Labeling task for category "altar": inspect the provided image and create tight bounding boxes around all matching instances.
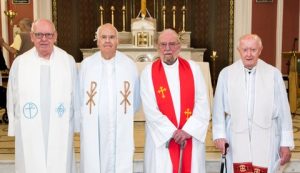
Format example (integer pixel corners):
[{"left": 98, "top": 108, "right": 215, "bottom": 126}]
[
  {"left": 79, "top": 2, "right": 214, "bottom": 170},
  {"left": 81, "top": 46, "right": 206, "bottom": 62}
]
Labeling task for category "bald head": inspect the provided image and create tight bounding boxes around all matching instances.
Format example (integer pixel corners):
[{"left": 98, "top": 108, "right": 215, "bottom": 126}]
[
  {"left": 158, "top": 29, "right": 180, "bottom": 45},
  {"left": 30, "top": 19, "right": 57, "bottom": 59},
  {"left": 238, "top": 34, "right": 262, "bottom": 50},
  {"left": 237, "top": 34, "right": 263, "bottom": 69},
  {"left": 95, "top": 23, "right": 118, "bottom": 41},
  {"left": 31, "top": 19, "right": 56, "bottom": 33},
  {"left": 157, "top": 28, "right": 181, "bottom": 65},
  {"left": 96, "top": 23, "right": 119, "bottom": 59}
]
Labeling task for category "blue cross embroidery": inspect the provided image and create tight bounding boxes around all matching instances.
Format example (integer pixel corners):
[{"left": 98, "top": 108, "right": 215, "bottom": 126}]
[
  {"left": 56, "top": 104, "right": 65, "bottom": 117},
  {"left": 23, "top": 102, "right": 38, "bottom": 119}
]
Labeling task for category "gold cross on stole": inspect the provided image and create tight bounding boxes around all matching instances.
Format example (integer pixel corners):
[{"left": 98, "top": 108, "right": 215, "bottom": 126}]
[
  {"left": 158, "top": 86, "right": 167, "bottom": 98},
  {"left": 86, "top": 81, "right": 97, "bottom": 114},
  {"left": 184, "top": 108, "right": 192, "bottom": 120},
  {"left": 120, "top": 81, "right": 131, "bottom": 114}
]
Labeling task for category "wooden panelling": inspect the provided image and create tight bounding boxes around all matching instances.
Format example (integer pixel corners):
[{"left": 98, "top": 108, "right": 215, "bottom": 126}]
[{"left": 54, "top": 0, "right": 232, "bottom": 78}]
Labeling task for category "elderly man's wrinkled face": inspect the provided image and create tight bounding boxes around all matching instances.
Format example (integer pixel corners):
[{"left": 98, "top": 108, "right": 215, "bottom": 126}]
[
  {"left": 158, "top": 31, "right": 180, "bottom": 65},
  {"left": 238, "top": 37, "right": 262, "bottom": 69},
  {"left": 97, "top": 24, "right": 118, "bottom": 60},
  {"left": 31, "top": 20, "right": 57, "bottom": 58}
]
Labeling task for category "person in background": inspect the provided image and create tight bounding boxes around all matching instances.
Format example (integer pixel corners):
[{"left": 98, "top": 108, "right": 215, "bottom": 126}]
[
  {"left": 212, "top": 34, "right": 294, "bottom": 173},
  {"left": 7, "top": 19, "right": 78, "bottom": 173},
  {"left": 0, "top": 18, "right": 34, "bottom": 58},
  {"left": 140, "top": 28, "right": 210, "bottom": 173},
  {"left": 79, "top": 23, "right": 140, "bottom": 173}
]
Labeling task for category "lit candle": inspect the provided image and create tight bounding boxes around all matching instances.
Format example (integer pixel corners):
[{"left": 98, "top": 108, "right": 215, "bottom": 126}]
[{"left": 212, "top": 51, "right": 217, "bottom": 57}]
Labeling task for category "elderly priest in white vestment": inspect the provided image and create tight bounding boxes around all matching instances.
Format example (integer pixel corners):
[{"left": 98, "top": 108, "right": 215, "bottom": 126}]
[
  {"left": 7, "top": 19, "right": 78, "bottom": 173},
  {"left": 140, "top": 29, "right": 210, "bottom": 173},
  {"left": 212, "top": 34, "right": 295, "bottom": 173},
  {"left": 79, "top": 23, "right": 140, "bottom": 173}
]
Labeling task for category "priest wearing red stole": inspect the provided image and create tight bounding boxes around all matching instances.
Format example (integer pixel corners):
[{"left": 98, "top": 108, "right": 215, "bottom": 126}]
[
  {"left": 140, "top": 29, "right": 210, "bottom": 173},
  {"left": 212, "top": 34, "right": 294, "bottom": 173}
]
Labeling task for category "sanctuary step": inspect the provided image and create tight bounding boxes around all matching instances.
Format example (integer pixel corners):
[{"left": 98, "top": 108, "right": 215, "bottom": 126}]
[
  {"left": 1, "top": 112, "right": 299, "bottom": 173},
  {"left": 0, "top": 155, "right": 300, "bottom": 173}
]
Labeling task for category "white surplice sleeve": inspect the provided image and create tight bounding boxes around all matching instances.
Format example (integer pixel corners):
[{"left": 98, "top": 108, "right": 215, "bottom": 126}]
[
  {"left": 140, "top": 64, "right": 177, "bottom": 147},
  {"left": 274, "top": 69, "right": 294, "bottom": 148},
  {"left": 182, "top": 61, "right": 210, "bottom": 142},
  {"left": 212, "top": 68, "right": 228, "bottom": 140}
]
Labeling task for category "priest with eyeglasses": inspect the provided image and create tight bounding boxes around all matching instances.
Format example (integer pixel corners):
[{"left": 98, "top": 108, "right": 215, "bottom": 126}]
[
  {"left": 140, "top": 28, "right": 210, "bottom": 173},
  {"left": 7, "top": 19, "right": 78, "bottom": 173}
]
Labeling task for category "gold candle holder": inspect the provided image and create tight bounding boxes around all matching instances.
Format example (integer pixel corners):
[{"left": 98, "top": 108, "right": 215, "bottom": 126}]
[
  {"left": 181, "top": 6, "right": 186, "bottom": 32},
  {"left": 122, "top": 5, "right": 126, "bottom": 31},
  {"left": 162, "top": 5, "right": 166, "bottom": 30},
  {"left": 111, "top": 6, "right": 115, "bottom": 26},
  {"left": 210, "top": 50, "right": 218, "bottom": 89},
  {"left": 4, "top": 10, "right": 17, "bottom": 26},
  {"left": 172, "top": 6, "right": 176, "bottom": 29},
  {"left": 99, "top": 6, "right": 104, "bottom": 26}
]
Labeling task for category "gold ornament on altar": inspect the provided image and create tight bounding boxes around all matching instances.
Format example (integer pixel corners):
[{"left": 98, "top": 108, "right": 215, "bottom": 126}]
[
  {"left": 131, "top": 0, "right": 156, "bottom": 48},
  {"left": 141, "top": 0, "right": 146, "bottom": 18},
  {"left": 4, "top": 10, "right": 17, "bottom": 25}
]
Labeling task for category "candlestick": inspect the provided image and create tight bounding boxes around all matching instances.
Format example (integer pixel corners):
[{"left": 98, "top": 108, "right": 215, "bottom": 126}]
[
  {"left": 4, "top": 10, "right": 17, "bottom": 26},
  {"left": 181, "top": 6, "right": 186, "bottom": 32},
  {"left": 172, "top": 6, "right": 176, "bottom": 29},
  {"left": 99, "top": 6, "right": 104, "bottom": 26},
  {"left": 111, "top": 6, "right": 115, "bottom": 26},
  {"left": 122, "top": 5, "right": 126, "bottom": 31},
  {"left": 162, "top": 5, "right": 166, "bottom": 30},
  {"left": 210, "top": 50, "right": 218, "bottom": 89}
]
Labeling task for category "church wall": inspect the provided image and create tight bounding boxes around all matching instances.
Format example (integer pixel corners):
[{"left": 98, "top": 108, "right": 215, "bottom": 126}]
[
  {"left": 252, "top": 0, "right": 300, "bottom": 74},
  {"left": 3, "top": 1, "right": 300, "bottom": 77},
  {"left": 54, "top": 0, "right": 232, "bottom": 88},
  {"left": 7, "top": 1, "right": 34, "bottom": 46},
  {"left": 0, "top": 3, "right": 2, "bottom": 42},
  {"left": 281, "top": 0, "right": 299, "bottom": 74},
  {"left": 252, "top": 0, "right": 277, "bottom": 66},
  {"left": 5, "top": 1, "right": 33, "bottom": 66}
]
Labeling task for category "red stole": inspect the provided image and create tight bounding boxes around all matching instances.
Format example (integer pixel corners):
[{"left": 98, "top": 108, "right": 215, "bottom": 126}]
[{"left": 152, "top": 58, "right": 195, "bottom": 173}]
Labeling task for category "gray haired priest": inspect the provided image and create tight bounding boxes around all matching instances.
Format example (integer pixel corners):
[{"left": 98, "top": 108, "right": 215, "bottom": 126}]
[
  {"left": 7, "top": 19, "right": 78, "bottom": 173},
  {"left": 79, "top": 23, "right": 140, "bottom": 173},
  {"left": 212, "top": 34, "right": 294, "bottom": 173}
]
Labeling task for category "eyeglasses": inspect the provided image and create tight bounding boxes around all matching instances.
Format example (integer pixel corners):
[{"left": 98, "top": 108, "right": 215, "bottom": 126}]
[
  {"left": 159, "top": 42, "right": 179, "bottom": 49},
  {"left": 33, "top": 32, "right": 55, "bottom": 39}
]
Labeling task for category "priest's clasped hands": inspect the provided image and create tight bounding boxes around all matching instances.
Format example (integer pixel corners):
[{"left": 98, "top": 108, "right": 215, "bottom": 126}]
[{"left": 172, "top": 129, "right": 191, "bottom": 147}]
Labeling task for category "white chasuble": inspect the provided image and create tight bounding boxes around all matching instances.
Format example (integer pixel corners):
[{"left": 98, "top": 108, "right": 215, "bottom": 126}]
[
  {"left": 228, "top": 59, "right": 274, "bottom": 168},
  {"left": 80, "top": 51, "right": 139, "bottom": 173},
  {"left": 17, "top": 47, "right": 72, "bottom": 173}
]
